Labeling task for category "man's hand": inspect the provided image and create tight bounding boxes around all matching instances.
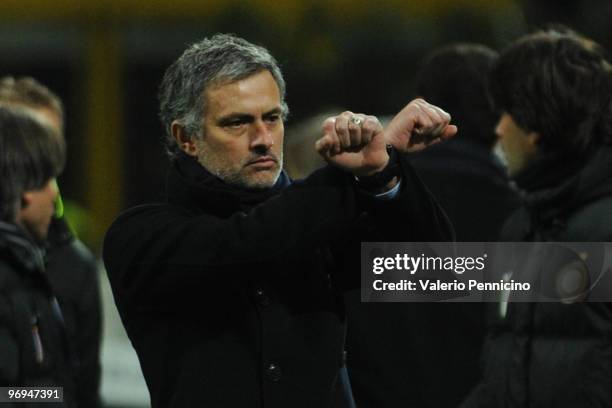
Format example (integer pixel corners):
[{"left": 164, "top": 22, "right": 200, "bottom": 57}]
[
  {"left": 315, "top": 111, "right": 389, "bottom": 177},
  {"left": 384, "top": 98, "right": 457, "bottom": 153}
]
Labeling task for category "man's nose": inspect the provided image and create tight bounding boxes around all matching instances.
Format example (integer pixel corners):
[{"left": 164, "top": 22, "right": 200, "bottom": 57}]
[
  {"left": 494, "top": 120, "right": 503, "bottom": 139},
  {"left": 250, "top": 120, "right": 274, "bottom": 150}
]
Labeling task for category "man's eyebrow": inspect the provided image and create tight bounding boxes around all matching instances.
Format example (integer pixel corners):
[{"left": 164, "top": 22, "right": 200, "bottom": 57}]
[
  {"left": 216, "top": 113, "right": 254, "bottom": 125},
  {"left": 263, "top": 107, "right": 282, "bottom": 116},
  {"left": 216, "top": 107, "right": 283, "bottom": 125}
]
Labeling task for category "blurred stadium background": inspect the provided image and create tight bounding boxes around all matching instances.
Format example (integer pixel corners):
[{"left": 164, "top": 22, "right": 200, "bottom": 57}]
[{"left": 1, "top": 0, "right": 610, "bottom": 406}]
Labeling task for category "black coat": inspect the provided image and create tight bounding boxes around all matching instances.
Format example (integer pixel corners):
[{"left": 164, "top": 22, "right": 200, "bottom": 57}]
[
  {"left": 45, "top": 217, "right": 102, "bottom": 408},
  {"left": 344, "top": 140, "right": 520, "bottom": 408},
  {"left": 0, "top": 222, "right": 76, "bottom": 408},
  {"left": 410, "top": 139, "right": 520, "bottom": 242},
  {"left": 462, "top": 146, "right": 612, "bottom": 408},
  {"left": 103, "top": 152, "right": 452, "bottom": 408}
]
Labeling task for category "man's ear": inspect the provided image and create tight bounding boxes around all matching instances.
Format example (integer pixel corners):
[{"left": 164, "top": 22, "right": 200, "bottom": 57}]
[
  {"left": 21, "top": 191, "right": 33, "bottom": 209},
  {"left": 171, "top": 120, "right": 198, "bottom": 157},
  {"left": 15, "top": 191, "right": 33, "bottom": 226},
  {"left": 526, "top": 131, "right": 541, "bottom": 150}
]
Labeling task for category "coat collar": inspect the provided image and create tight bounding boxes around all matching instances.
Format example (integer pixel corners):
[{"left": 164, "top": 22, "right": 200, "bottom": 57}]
[
  {"left": 514, "top": 145, "right": 612, "bottom": 222},
  {"left": 165, "top": 152, "right": 291, "bottom": 217},
  {"left": 0, "top": 221, "right": 46, "bottom": 275}
]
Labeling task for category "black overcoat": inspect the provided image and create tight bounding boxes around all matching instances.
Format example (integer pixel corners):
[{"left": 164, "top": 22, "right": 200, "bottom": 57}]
[
  {"left": 103, "top": 153, "right": 453, "bottom": 408},
  {"left": 46, "top": 217, "right": 102, "bottom": 408},
  {"left": 344, "top": 139, "right": 521, "bottom": 408}
]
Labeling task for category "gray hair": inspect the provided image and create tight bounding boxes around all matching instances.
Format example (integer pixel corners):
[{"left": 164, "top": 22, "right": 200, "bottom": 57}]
[{"left": 158, "top": 33, "right": 288, "bottom": 160}]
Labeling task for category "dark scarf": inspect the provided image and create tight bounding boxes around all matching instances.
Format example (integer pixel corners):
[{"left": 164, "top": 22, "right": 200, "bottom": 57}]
[
  {"left": 0, "top": 221, "right": 46, "bottom": 274},
  {"left": 513, "top": 145, "right": 612, "bottom": 221},
  {"left": 167, "top": 152, "right": 291, "bottom": 215}
]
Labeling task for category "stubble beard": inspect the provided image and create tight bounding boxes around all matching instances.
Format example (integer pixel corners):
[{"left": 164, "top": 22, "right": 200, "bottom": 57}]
[{"left": 195, "top": 144, "right": 283, "bottom": 190}]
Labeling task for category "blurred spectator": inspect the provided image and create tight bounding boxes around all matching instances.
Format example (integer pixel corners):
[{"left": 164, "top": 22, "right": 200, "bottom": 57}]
[
  {"left": 411, "top": 43, "right": 520, "bottom": 241},
  {"left": 0, "top": 106, "right": 76, "bottom": 406},
  {"left": 0, "top": 77, "right": 102, "bottom": 408},
  {"left": 462, "top": 27, "right": 612, "bottom": 407},
  {"left": 344, "top": 44, "right": 520, "bottom": 408},
  {"left": 284, "top": 109, "right": 341, "bottom": 179}
]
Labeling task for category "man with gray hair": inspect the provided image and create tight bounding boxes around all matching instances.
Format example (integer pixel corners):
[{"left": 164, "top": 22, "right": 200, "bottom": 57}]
[{"left": 104, "top": 33, "right": 456, "bottom": 407}]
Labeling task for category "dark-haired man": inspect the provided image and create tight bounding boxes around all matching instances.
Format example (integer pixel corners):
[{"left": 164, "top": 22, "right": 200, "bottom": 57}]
[
  {"left": 0, "top": 76, "right": 102, "bottom": 408},
  {"left": 462, "top": 28, "right": 612, "bottom": 408},
  {"left": 0, "top": 106, "right": 76, "bottom": 406},
  {"left": 103, "top": 33, "right": 456, "bottom": 407}
]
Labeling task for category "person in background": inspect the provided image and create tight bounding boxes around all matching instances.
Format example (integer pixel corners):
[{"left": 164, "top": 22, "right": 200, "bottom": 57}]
[
  {"left": 462, "top": 27, "right": 612, "bottom": 408},
  {"left": 411, "top": 43, "right": 520, "bottom": 241},
  {"left": 343, "top": 44, "right": 520, "bottom": 408},
  {"left": 0, "top": 105, "right": 76, "bottom": 406},
  {"left": 284, "top": 109, "right": 342, "bottom": 179},
  {"left": 0, "top": 76, "right": 102, "bottom": 408}
]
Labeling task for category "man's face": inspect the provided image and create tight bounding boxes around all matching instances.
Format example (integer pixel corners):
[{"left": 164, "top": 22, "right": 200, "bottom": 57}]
[
  {"left": 194, "top": 70, "right": 284, "bottom": 189},
  {"left": 495, "top": 112, "right": 539, "bottom": 176},
  {"left": 17, "top": 178, "right": 58, "bottom": 241}
]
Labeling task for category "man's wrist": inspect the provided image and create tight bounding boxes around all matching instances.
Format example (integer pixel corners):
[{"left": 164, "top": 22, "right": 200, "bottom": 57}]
[
  {"left": 358, "top": 151, "right": 390, "bottom": 177},
  {"left": 355, "top": 146, "right": 401, "bottom": 193}
]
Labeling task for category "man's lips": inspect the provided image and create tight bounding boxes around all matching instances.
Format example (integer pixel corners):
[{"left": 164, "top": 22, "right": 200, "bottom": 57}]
[{"left": 247, "top": 156, "right": 277, "bottom": 165}]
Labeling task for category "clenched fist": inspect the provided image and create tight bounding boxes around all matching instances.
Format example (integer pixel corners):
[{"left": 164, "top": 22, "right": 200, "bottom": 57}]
[
  {"left": 384, "top": 98, "right": 457, "bottom": 152},
  {"left": 315, "top": 111, "right": 389, "bottom": 177}
]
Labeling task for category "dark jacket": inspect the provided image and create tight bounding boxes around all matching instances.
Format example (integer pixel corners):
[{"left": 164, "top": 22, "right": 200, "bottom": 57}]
[
  {"left": 0, "top": 221, "right": 76, "bottom": 408},
  {"left": 45, "top": 217, "right": 102, "bottom": 408},
  {"left": 103, "top": 152, "right": 452, "bottom": 408},
  {"left": 344, "top": 140, "right": 520, "bottom": 408},
  {"left": 462, "top": 146, "right": 612, "bottom": 408},
  {"left": 410, "top": 139, "right": 520, "bottom": 241}
]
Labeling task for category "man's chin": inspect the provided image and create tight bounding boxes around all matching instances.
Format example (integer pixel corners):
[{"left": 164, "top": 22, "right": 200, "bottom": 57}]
[
  {"left": 239, "top": 168, "right": 281, "bottom": 190},
  {"left": 24, "top": 224, "right": 49, "bottom": 244},
  {"left": 243, "top": 178, "right": 279, "bottom": 190}
]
